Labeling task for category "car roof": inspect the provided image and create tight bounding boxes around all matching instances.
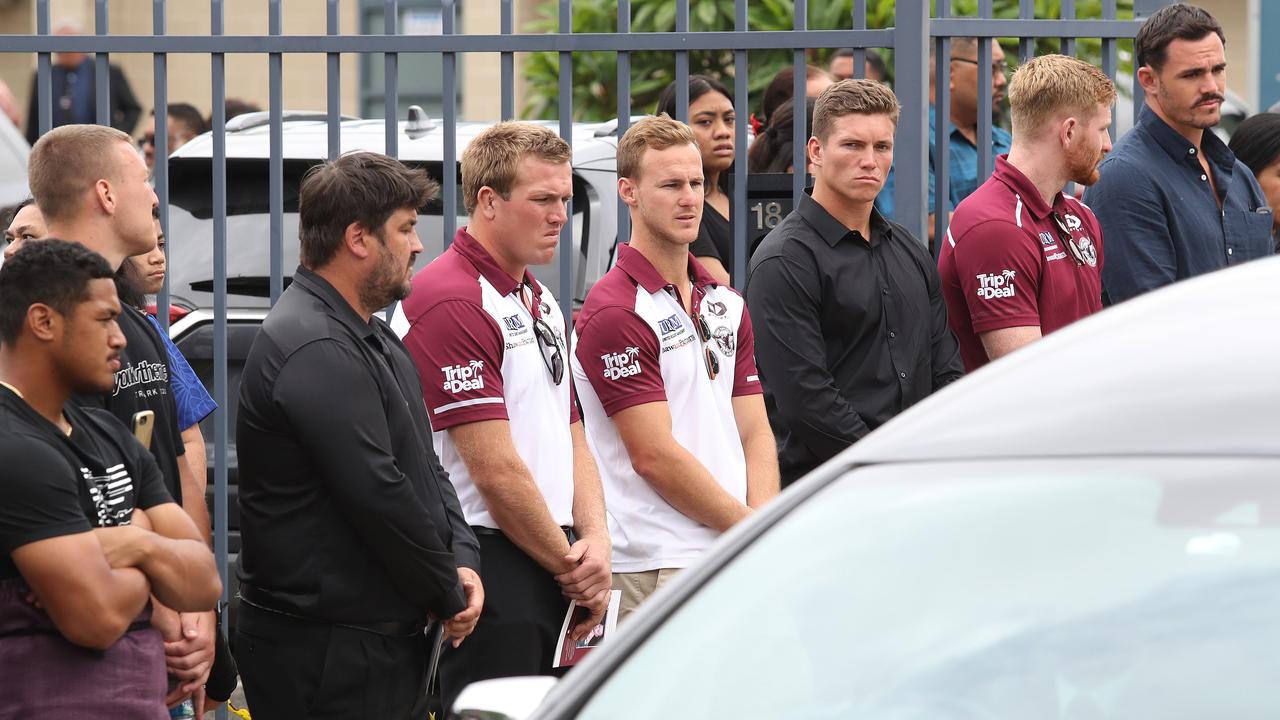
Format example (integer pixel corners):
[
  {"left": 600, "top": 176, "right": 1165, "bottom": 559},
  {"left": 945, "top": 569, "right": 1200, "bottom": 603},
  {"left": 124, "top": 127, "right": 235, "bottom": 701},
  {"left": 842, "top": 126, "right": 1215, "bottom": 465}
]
[
  {"left": 171, "top": 115, "right": 619, "bottom": 167},
  {"left": 847, "top": 256, "right": 1280, "bottom": 464}
]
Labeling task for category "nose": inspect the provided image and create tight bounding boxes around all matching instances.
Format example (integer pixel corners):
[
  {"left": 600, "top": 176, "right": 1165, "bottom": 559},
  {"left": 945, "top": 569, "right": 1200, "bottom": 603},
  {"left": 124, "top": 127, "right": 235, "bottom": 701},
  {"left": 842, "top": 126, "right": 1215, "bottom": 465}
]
[
  {"left": 409, "top": 227, "right": 424, "bottom": 254},
  {"left": 714, "top": 118, "right": 732, "bottom": 140},
  {"left": 550, "top": 199, "right": 569, "bottom": 226},
  {"left": 108, "top": 321, "right": 127, "bottom": 350},
  {"left": 3, "top": 239, "right": 19, "bottom": 260}
]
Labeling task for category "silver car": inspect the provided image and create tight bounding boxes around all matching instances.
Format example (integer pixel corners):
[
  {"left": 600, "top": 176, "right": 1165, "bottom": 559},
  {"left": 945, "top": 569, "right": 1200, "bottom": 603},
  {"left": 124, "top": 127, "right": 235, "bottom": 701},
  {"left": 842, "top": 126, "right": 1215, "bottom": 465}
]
[{"left": 458, "top": 256, "right": 1280, "bottom": 719}]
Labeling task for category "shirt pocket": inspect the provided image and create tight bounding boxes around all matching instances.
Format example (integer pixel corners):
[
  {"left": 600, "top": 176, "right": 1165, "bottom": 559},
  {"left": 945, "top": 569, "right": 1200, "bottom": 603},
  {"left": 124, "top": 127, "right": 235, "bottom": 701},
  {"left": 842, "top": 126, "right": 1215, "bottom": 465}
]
[{"left": 1228, "top": 209, "right": 1275, "bottom": 263}]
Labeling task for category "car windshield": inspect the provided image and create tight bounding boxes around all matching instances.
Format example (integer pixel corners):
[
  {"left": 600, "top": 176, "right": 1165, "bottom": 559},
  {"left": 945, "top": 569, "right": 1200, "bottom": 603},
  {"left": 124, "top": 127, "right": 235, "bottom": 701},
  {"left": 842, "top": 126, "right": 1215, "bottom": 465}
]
[{"left": 576, "top": 458, "right": 1280, "bottom": 719}]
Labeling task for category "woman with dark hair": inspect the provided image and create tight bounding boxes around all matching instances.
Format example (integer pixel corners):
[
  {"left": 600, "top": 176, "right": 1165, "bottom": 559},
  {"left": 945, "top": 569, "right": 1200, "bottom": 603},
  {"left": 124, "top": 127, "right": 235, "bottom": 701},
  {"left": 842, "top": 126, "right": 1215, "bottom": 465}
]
[
  {"left": 747, "top": 97, "right": 817, "bottom": 174},
  {"left": 1229, "top": 112, "right": 1280, "bottom": 251},
  {"left": 656, "top": 74, "right": 736, "bottom": 284}
]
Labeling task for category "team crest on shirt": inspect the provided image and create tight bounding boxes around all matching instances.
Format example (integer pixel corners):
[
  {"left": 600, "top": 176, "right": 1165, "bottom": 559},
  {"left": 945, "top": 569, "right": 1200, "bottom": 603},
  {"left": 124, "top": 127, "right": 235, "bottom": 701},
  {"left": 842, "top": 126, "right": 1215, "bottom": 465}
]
[
  {"left": 1061, "top": 213, "right": 1083, "bottom": 231},
  {"left": 975, "top": 270, "right": 1016, "bottom": 300},
  {"left": 711, "top": 326, "right": 736, "bottom": 357},
  {"left": 442, "top": 360, "right": 485, "bottom": 393},
  {"left": 1078, "top": 237, "right": 1098, "bottom": 267},
  {"left": 705, "top": 301, "right": 727, "bottom": 317},
  {"left": 540, "top": 301, "right": 552, "bottom": 316},
  {"left": 601, "top": 347, "right": 642, "bottom": 380}
]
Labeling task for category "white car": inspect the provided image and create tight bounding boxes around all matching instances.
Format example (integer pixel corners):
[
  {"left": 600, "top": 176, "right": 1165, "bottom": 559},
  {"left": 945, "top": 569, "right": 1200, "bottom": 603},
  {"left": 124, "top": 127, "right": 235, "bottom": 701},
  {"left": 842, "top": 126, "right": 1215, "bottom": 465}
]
[{"left": 164, "top": 110, "right": 621, "bottom": 317}]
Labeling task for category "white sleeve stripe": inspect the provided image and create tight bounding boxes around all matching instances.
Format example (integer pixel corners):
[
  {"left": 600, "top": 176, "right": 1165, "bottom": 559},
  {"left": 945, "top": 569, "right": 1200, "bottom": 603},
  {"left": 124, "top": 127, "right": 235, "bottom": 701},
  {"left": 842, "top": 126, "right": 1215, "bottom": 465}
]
[
  {"left": 946, "top": 227, "right": 956, "bottom": 248},
  {"left": 433, "top": 397, "right": 505, "bottom": 414},
  {"left": 1014, "top": 195, "right": 1024, "bottom": 228}
]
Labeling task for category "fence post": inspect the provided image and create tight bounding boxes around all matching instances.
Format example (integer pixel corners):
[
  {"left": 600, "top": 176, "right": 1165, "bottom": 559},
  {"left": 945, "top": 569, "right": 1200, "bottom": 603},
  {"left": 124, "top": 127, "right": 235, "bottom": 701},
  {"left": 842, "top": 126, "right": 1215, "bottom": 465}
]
[{"left": 894, "top": 0, "right": 930, "bottom": 244}]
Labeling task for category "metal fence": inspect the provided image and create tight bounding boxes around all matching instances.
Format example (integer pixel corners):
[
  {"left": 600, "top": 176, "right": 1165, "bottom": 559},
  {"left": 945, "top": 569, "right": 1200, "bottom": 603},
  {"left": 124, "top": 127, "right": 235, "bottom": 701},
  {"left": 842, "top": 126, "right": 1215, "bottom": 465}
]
[{"left": 6, "top": 0, "right": 1164, "bottom": 714}]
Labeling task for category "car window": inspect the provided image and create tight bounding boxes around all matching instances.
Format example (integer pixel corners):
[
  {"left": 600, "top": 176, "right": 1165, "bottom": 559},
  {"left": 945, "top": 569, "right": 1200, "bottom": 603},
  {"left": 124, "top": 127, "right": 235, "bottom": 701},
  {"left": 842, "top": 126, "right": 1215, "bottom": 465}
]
[
  {"left": 576, "top": 458, "right": 1280, "bottom": 719},
  {"left": 174, "top": 319, "right": 262, "bottom": 468}
]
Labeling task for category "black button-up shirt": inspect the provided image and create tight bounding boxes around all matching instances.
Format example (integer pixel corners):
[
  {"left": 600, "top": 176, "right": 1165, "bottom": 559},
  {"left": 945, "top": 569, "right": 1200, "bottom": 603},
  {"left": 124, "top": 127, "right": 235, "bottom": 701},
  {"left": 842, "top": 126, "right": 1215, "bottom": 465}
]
[
  {"left": 1084, "top": 106, "right": 1274, "bottom": 304},
  {"left": 236, "top": 266, "right": 478, "bottom": 626},
  {"left": 747, "top": 192, "right": 963, "bottom": 484}
]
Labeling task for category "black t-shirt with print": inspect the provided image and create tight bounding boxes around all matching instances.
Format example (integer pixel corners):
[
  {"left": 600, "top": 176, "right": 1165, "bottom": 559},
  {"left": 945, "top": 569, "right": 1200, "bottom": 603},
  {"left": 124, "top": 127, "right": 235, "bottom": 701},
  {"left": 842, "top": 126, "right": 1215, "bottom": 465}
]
[
  {"left": 74, "top": 304, "right": 185, "bottom": 503},
  {"left": 0, "top": 387, "right": 172, "bottom": 580}
]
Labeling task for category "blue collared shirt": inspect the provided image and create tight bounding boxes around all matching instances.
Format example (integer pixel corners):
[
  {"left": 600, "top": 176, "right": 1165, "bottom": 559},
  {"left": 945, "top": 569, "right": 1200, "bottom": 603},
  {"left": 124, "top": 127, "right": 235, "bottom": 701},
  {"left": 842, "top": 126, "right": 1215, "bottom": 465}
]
[
  {"left": 877, "top": 106, "right": 1013, "bottom": 220},
  {"left": 1083, "top": 106, "right": 1274, "bottom": 304}
]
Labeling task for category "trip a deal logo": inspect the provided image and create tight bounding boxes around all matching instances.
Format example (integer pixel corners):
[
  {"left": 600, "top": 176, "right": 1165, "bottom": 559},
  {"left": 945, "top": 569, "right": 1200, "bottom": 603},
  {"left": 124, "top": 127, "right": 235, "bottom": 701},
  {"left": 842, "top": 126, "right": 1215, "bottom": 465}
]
[
  {"left": 975, "top": 270, "right": 1016, "bottom": 300},
  {"left": 442, "top": 360, "right": 485, "bottom": 393},
  {"left": 601, "top": 347, "right": 642, "bottom": 380}
]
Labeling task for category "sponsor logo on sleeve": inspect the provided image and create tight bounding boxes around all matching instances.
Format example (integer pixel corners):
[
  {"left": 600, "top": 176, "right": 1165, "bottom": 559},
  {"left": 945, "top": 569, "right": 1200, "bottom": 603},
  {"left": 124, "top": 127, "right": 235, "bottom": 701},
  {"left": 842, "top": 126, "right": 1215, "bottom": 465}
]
[
  {"left": 975, "top": 270, "right": 1016, "bottom": 300},
  {"left": 601, "top": 347, "right": 642, "bottom": 380},
  {"left": 442, "top": 360, "right": 485, "bottom": 393}
]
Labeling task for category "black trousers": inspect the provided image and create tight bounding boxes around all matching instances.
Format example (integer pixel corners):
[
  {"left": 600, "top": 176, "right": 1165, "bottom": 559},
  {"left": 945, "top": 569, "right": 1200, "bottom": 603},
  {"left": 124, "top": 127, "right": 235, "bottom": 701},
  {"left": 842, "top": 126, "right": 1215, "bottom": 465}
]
[
  {"left": 438, "top": 530, "right": 570, "bottom": 716},
  {"left": 233, "top": 601, "right": 430, "bottom": 720}
]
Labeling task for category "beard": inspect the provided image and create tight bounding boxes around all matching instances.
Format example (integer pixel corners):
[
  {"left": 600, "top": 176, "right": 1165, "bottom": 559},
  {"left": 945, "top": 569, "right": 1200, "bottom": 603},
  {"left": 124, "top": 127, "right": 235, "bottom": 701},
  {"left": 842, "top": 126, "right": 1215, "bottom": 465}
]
[
  {"left": 1065, "top": 141, "right": 1103, "bottom": 187},
  {"left": 635, "top": 201, "right": 699, "bottom": 248},
  {"left": 359, "top": 236, "right": 414, "bottom": 311}
]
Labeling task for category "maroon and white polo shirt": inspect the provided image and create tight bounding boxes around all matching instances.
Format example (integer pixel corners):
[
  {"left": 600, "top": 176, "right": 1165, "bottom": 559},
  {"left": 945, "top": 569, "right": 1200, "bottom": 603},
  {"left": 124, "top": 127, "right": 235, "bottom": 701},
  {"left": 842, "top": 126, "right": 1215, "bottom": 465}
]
[
  {"left": 392, "top": 228, "right": 575, "bottom": 529},
  {"left": 939, "top": 154, "right": 1104, "bottom": 371},
  {"left": 571, "top": 244, "right": 762, "bottom": 573}
]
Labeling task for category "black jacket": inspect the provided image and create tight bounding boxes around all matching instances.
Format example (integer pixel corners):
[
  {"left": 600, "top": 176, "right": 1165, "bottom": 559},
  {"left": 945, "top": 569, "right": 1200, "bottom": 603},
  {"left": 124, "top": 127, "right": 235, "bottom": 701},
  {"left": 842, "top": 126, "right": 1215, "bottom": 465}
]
[{"left": 236, "top": 267, "right": 477, "bottom": 626}]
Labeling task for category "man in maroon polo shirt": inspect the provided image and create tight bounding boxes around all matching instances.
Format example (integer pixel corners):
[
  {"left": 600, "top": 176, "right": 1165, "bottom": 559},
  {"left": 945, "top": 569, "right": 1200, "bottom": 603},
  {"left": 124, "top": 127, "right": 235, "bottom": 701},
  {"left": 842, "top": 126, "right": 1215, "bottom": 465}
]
[{"left": 939, "top": 54, "right": 1116, "bottom": 371}]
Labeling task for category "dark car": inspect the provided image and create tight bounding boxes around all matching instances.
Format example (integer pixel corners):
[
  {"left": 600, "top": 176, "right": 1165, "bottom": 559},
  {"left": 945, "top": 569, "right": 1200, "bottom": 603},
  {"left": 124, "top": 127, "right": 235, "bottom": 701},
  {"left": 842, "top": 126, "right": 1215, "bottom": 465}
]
[{"left": 454, "top": 256, "right": 1280, "bottom": 719}]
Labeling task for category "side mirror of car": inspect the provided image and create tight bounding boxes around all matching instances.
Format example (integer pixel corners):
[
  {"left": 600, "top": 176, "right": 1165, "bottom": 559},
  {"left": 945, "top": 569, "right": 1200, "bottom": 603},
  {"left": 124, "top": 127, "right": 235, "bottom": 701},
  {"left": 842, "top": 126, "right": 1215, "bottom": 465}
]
[{"left": 452, "top": 676, "right": 558, "bottom": 720}]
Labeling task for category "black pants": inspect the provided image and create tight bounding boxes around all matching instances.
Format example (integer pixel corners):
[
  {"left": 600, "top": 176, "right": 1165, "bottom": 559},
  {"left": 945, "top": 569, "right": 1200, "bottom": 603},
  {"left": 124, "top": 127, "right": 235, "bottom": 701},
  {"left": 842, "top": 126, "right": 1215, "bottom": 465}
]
[
  {"left": 233, "top": 601, "right": 429, "bottom": 720},
  {"left": 438, "top": 530, "right": 570, "bottom": 716}
]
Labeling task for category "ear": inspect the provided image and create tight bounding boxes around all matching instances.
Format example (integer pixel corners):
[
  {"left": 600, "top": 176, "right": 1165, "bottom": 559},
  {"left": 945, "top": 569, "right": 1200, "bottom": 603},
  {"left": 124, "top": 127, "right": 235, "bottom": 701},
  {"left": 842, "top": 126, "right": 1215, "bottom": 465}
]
[
  {"left": 618, "top": 177, "right": 639, "bottom": 209},
  {"left": 94, "top": 178, "right": 115, "bottom": 216},
  {"left": 1136, "top": 65, "right": 1158, "bottom": 97},
  {"left": 343, "top": 221, "right": 373, "bottom": 260},
  {"left": 476, "top": 187, "right": 500, "bottom": 221},
  {"left": 807, "top": 136, "right": 823, "bottom": 170},
  {"left": 1060, "top": 116, "right": 1079, "bottom": 148},
  {"left": 26, "top": 303, "right": 59, "bottom": 342}
]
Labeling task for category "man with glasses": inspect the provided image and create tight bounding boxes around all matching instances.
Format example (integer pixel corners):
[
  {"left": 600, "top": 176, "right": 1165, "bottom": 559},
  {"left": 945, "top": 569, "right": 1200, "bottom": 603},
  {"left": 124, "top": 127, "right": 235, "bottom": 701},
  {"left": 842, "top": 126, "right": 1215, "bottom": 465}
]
[
  {"left": 939, "top": 55, "right": 1114, "bottom": 371},
  {"left": 878, "top": 37, "right": 1011, "bottom": 246},
  {"left": 397, "top": 122, "right": 611, "bottom": 713},
  {"left": 573, "top": 115, "right": 778, "bottom": 621}
]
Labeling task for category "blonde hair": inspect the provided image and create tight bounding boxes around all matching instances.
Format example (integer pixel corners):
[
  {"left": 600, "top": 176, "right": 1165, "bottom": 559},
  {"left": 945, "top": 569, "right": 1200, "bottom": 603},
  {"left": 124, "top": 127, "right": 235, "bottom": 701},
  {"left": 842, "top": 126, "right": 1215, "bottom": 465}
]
[
  {"left": 616, "top": 114, "right": 698, "bottom": 181},
  {"left": 461, "top": 122, "right": 571, "bottom": 215},
  {"left": 28, "top": 124, "right": 132, "bottom": 222},
  {"left": 811, "top": 79, "right": 900, "bottom": 142},
  {"left": 1009, "top": 54, "right": 1116, "bottom": 138}
]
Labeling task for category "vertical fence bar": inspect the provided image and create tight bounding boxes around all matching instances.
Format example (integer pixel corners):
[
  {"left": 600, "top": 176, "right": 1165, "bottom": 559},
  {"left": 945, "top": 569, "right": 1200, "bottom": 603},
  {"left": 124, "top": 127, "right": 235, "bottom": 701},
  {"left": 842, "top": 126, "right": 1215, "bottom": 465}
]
[
  {"left": 851, "top": 0, "right": 867, "bottom": 80},
  {"left": 934, "top": 4, "right": 951, "bottom": 256},
  {"left": 731, "top": 0, "right": 747, "bottom": 290},
  {"left": 1061, "top": 0, "right": 1077, "bottom": 56},
  {"left": 1103, "top": 0, "right": 1118, "bottom": 141},
  {"left": 209, "top": 5, "right": 229, "bottom": 720},
  {"left": 558, "top": 0, "right": 573, "bottom": 317},
  {"left": 1019, "top": 0, "right": 1035, "bottom": 64},
  {"left": 327, "top": 0, "right": 341, "bottom": 160},
  {"left": 153, "top": 0, "right": 170, "bottom": 330},
  {"left": 675, "top": 0, "right": 689, "bottom": 121},
  {"left": 269, "top": 0, "right": 284, "bottom": 303},
  {"left": 616, "top": 0, "right": 632, "bottom": 246},
  {"left": 384, "top": 0, "right": 399, "bottom": 157},
  {"left": 894, "top": 0, "right": 929, "bottom": 243},
  {"left": 36, "top": 0, "right": 51, "bottom": 137},
  {"left": 501, "top": 0, "right": 514, "bottom": 121},
  {"left": 443, "top": 0, "right": 458, "bottom": 245},
  {"left": 975, "top": 0, "right": 994, "bottom": 183},
  {"left": 94, "top": 0, "right": 109, "bottom": 126},
  {"left": 791, "top": 0, "right": 806, "bottom": 205}
]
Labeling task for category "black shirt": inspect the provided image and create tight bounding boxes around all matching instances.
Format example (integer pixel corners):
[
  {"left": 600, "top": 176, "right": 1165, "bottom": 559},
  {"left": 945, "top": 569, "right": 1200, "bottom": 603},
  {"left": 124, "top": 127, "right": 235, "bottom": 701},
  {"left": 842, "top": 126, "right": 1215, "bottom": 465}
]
[
  {"left": 74, "top": 305, "right": 185, "bottom": 503},
  {"left": 689, "top": 201, "right": 734, "bottom": 282},
  {"left": 746, "top": 192, "right": 964, "bottom": 484},
  {"left": 0, "top": 387, "right": 170, "bottom": 580},
  {"left": 236, "top": 267, "right": 477, "bottom": 626}
]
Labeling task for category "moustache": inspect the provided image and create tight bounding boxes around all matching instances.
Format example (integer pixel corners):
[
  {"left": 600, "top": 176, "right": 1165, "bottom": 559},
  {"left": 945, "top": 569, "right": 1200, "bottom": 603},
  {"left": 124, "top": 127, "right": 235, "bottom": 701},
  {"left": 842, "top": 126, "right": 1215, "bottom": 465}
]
[{"left": 1197, "top": 93, "right": 1225, "bottom": 106}]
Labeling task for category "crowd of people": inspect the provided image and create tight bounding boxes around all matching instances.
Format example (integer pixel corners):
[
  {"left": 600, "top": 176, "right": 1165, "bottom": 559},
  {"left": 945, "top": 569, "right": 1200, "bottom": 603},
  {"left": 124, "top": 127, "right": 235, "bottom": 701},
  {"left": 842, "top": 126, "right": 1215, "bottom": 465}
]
[{"left": 0, "top": 3, "right": 1277, "bottom": 719}]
